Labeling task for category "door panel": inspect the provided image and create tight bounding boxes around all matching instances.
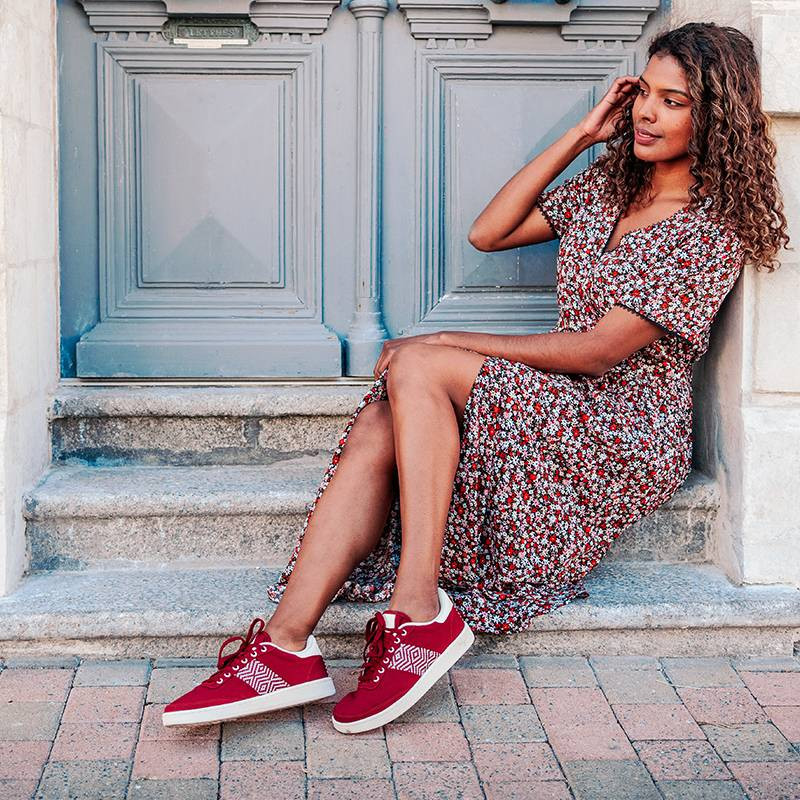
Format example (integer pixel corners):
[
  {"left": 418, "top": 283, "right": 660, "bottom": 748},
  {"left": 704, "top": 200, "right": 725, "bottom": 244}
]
[{"left": 57, "top": 0, "right": 658, "bottom": 378}]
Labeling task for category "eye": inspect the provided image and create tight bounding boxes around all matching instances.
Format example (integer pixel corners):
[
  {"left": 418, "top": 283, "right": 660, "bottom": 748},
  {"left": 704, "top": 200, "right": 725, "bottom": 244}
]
[{"left": 664, "top": 98, "right": 684, "bottom": 107}]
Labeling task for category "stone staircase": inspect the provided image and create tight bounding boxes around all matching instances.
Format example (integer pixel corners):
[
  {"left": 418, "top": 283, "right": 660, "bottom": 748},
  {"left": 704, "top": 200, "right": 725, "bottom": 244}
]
[{"left": 1, "top": 384, "right": 798, "bottom": 659}]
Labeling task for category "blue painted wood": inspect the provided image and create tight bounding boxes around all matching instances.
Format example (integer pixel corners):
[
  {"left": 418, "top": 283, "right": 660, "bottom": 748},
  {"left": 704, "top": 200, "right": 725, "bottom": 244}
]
[{"left": 58, "top": 0, "right": 654, "bottom": 378}]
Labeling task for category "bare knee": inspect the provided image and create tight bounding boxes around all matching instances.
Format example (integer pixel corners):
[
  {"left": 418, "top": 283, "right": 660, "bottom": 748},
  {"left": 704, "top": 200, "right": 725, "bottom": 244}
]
[
  {"left": 385, "top": 344, "right": 435, "bottom": 400},
  {"left": 343, "top": 400, "right": 395, "bottom": 467}
]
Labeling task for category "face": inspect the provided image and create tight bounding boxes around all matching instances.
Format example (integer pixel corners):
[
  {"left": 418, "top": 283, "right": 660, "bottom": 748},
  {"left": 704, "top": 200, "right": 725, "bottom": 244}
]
[{"left": 630, "top": 53, "right": 694, "bottom": 162}]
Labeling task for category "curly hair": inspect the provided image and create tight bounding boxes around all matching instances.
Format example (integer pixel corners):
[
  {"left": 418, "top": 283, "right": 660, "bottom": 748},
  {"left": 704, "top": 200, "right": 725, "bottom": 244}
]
[{"left": 593, "top": 21, "right": 790, "bottom": 273}]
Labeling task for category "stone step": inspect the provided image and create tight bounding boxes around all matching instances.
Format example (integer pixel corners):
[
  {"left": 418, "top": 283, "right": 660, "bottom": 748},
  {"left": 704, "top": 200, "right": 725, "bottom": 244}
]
[
  {"left": 51, "top": 384, "right": 372, "bottom": 466},
  {"left": 0, "top": 561, "right": 797, "bottom": 659},
  {"left": 23, "top": 460, "right": 719, "bottom": 571}
]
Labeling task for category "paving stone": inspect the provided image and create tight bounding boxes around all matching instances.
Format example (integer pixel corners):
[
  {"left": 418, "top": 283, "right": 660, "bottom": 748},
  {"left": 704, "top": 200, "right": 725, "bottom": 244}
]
[
  {"left": 451, "top": 668, "right": 529, "bottom": 705},
  {"left": 484, "top": 780, "right": 572, "bottom": 799},
  {"left": 738, "top": 671, "right": 800, "bottom": 706},
  {"left": 139, "top": 704, "right": 220, "bottom": 741},
  {"left": 390, "top": 675, "right": 459, "bottom": 723},
  {"left": 764, "top": 705, "right": 800, "bottom": 743},
  {"left": 560, "top": 759, "right": 661, "bottom": 800},
  {"left": 612, "top": 702, "right": 705, "bottom": 740},
  {"left": 0, "top": 668, "right": 73, "bottom": 703},
  {"left": 385, "top": 722, "right": 470, "bottom": 762},
  {"left": 306, "top": 736, "right": 391, "bottom": 780},
  {"left": 146, "top": 669, "right": 211, "bottom": 704},
  {"left": 677, "top": 687, "right": 769, "bottom": 725},
  {"left": 530, "top": 687, "right": 636, "bottom": 761},
  {"left": 303, "top": 702, "right": 383, "bottom": 740},
  {"left": 308, "top": 778, "right": 394, "bottom": 800},
  {"left": 51, "top": 721, "right": 138, "bottom": 760},
  {"left": 633, "top": 740, "right": 731, "bottom": 780},
  {"left": 589, "top": 656, "right": 661, "bottom": 671},
  {"left": 62, "top": 686, "right": 145, "bottom": 724},
  {"left": 460, "top": 703, "right": 546, "bottom": 743},
  {"left": 593, "top": 666, "right": 679, "bottom": 704},
  {"left": 3, "top": 657, "right": 79, "bottom": 670},
  {"left": 0, "top": 701, "right": 63, "bottom": 740},
  {"left": 152, "top": 658, "right": 217, "bottom": 669},
  {"left": 132, "top": 739, "right": 219, "bottom": 780},
  {"left": 221, "top": 716, "right": 304, "bottom": 761},
  {"left": 0, "top": 778, "right": 40, "bottom": 800},
  {"left": 731, "top": 656, "right": 800, "bottom": 672},
  {"left": 728, "top": 761, "right": 800, "bottom": 800},
  {"left": 127, "top": 778, "right": 218, "bottom": 800},
  {"left": 0, "top": 740, "right": 52, "bottom": 778},
  {"left": 519, "top": 656, "right": 596, "bottom": 688},
  {"left": 456, "top": 654, "right": 519, "bottom": 669},
  {"left": 392, "top": 762, "right": 482, "bottom": 800},
  {"left": 703, "top": 723, "right": 800, "bottom": 762},
  {"left": 34, "top": 759, "right": 131, "bottom": 800},
  {"left": 219, "top": 761, "right": 305, "bottom": 800},
  {"left": 471, "top": 742, "right": 563, "bottom": 783},
  {"left": 656, "top": 779, "right": 747, "bottom": 799},
  {"left": 74, "top": 659, "right": 151, "bottom": 687},
  {"left": 661, "top": 657, "right": 743, "bottom": 688}
]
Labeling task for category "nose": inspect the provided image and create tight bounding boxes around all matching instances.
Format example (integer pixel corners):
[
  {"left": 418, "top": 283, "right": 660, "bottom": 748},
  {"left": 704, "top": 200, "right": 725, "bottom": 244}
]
[{"left": 636, "top": 94, "right": 658, "bottom": 124}]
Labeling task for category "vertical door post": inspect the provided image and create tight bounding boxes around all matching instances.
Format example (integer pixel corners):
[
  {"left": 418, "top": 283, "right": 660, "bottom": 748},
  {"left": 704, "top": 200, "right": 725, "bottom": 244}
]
[{"left": 345, "top": 0, "right": 390, "bottom": 376}]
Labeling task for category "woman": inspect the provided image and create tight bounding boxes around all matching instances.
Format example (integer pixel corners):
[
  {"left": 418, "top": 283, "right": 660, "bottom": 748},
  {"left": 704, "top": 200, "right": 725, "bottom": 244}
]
[{"left": 163, "top": 22, "right": 789, "bottom": 734}]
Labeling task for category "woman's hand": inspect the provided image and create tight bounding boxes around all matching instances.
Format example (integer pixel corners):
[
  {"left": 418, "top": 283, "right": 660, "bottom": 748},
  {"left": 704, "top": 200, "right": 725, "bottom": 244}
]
[
  {"left": 372, "top": 332, "right": 446, "bottom": 379},
  {"left": 575, "top": 75, "right": 640, "bottom": 145}
]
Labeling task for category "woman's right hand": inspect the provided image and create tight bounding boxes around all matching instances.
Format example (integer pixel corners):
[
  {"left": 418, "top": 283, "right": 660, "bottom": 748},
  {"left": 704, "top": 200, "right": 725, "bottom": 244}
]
[{"left": 574, "top": 75, "right": 640, "bottom": 145}]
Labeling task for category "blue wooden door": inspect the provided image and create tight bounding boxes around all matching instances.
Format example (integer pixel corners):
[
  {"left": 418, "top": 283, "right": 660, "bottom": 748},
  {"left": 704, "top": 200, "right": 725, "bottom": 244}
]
[{"left": 57, "top": 0, "right": 657, "bottom": 378}]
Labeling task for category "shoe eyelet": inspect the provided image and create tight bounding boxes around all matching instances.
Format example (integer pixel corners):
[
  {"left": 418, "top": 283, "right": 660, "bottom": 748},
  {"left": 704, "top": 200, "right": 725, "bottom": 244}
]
[
  {"left": 241, "top": 658, "right": 249, "bottom": 664},
  {"left": 401, "top": 629, "right": 409, "bottom": 636},
  {"left": 373, "top": 676, "right": 379, "bottom": 683},
  {"left": 216, "top": 678, "right": 223, "bottom": 684},
  {"left": 378, "top": 667, "right": 384, "bottom": 673},
  {"left": 232, "top": 666, "right": 239, "bottom": 671},
  {"left": 224, "top": 672, "right": 231, "bottom": 677},
  {"left": 260, "top": 644, "right": 268, "bottom": 652},
  {"left": 388, "top": 647, "right": 395, "bottom": 653}
]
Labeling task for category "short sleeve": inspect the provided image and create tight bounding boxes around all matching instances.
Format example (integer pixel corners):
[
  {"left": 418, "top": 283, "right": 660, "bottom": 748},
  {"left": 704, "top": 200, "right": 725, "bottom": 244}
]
[
  {"left": 534, "top": 160, "right": 607, "bottom": 238},
  {"left": 613, "top": 225, "right": 746, "bottom": 362}
]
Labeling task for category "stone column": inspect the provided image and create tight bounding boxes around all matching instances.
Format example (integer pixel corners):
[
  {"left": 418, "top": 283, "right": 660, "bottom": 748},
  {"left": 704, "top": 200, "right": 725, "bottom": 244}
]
[
  {"left": 344, "top": 0, "right": 391, "bottom": 376},
  {"left": 673, "top": 0, "right": 800, "bottom": 589},
  {"left": 0, "top": 1, "right": 60, "bottom": 596}
]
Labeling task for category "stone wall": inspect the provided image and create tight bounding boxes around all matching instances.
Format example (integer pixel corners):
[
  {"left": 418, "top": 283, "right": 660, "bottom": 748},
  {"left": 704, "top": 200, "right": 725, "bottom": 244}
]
[
  {"left": 0, "top": 0, "right": 59, "bottom": 595},
  {"left": 668, "top": 0, "right": 800, "bottom": 588}
]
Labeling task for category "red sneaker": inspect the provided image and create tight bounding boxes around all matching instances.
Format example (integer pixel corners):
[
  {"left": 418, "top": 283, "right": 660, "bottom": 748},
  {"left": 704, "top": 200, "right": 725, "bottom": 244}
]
[
  {"left": 331, "top": 587, "right": 474, "bottom": 734},
  {"left": 162, "top": 617, "right": 335, "bottom": 727}
]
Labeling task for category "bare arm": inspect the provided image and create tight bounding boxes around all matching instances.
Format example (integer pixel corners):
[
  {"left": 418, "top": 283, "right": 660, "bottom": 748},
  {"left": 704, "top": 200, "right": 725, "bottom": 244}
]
[
  {"left": 468, "top": 75, "right": 640, "bottom": 252},
  {"left": 467, "top": 126, "right": 593, "bottom": 252},
  {"left": 436, "top": 307, "right": 666, "bottom": 377}
]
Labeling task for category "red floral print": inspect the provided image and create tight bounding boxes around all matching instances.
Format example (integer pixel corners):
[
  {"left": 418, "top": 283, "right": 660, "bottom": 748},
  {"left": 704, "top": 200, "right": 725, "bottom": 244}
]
[{"left": 266, "top": 161, "right": 747, "bottom": 634}]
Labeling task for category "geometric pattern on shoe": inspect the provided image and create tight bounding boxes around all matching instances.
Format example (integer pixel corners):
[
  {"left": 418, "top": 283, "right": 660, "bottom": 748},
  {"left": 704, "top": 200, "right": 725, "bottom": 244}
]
[
  {"left": 236, "top": 659, "right": 291, "bottom": 694},
  {"left": 387, "top": 642, "right": 439, "bottom": 676}
]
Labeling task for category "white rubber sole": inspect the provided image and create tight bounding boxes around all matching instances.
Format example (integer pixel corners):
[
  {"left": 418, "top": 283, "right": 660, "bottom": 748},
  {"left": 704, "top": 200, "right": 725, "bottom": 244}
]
[
  {"left": 161, "top": 676, "right": 336, "bottom": 727},
  {"left": 331, "top": 622, "right": 475, "bottom": 734}
]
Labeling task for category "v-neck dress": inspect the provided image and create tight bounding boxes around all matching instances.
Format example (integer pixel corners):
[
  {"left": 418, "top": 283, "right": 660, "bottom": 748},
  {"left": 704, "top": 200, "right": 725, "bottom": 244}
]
[{"left": 266, "top": 160, "right": 747, "bottom": 634}]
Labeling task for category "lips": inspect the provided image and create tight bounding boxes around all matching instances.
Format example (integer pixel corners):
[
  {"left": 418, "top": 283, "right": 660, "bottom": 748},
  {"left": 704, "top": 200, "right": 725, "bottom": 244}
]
[
  {"left": 635, "top": 127, "right": 660, "bottom": 138},
  {"left": 634, "top": 128, "right": 660, "bottom": 144}
]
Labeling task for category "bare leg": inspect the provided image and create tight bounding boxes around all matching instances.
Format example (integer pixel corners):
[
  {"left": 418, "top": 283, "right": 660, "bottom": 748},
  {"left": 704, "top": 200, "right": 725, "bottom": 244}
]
[
  {"left": 265, "top": 400, "right": 398, "bottom": 650},
  {"left": 266, "top": 344, "right": 486, "bottom": 646},
  {"left": 384, "top": 344, "right": 488, "bottom": 621}
]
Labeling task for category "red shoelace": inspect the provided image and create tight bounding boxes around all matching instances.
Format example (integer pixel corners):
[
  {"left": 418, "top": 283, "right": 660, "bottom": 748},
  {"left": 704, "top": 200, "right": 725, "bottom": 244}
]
[
  {"left": 358, "top": 612, "right": 406, "bottom": 683},
  {"left": 202, "top": 617, "right": 266, "bottom": 684}
]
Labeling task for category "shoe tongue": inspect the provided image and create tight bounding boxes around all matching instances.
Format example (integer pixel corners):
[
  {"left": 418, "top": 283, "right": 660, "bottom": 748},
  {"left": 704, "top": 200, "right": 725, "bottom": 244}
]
[{"left": 381, "top": 610, "right": 412, "bottom": 629}]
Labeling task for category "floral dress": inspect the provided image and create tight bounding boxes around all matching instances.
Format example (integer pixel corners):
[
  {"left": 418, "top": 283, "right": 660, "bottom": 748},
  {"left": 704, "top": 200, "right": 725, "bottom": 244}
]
[{"left": 266, "top": 160, "right": 747, "bottom": 634}]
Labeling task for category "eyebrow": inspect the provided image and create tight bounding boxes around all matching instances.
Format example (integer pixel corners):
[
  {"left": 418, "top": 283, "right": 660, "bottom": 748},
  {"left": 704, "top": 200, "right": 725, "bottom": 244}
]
[{"left": 639, "top": 76, "right": 691, "bottom": 99}]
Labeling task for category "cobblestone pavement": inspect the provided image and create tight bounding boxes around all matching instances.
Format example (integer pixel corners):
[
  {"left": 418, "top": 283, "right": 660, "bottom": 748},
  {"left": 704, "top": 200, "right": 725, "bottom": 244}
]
[{"left": 0, "top": 653, "right": 798, "bottom": 799}]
